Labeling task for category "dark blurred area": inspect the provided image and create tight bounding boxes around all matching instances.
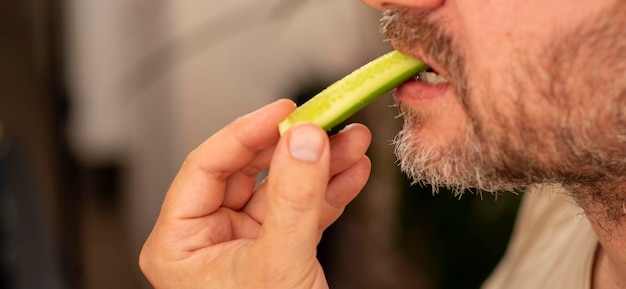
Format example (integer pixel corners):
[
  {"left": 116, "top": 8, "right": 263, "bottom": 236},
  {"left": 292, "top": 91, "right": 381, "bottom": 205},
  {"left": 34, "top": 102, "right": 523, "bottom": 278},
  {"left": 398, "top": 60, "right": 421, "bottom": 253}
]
[
  {"left": 0, "top": 0, "right": 135, "bottom": 288},
  {"left": 0, "top": 0, "right": 75, "bottom": 288},
  {"left": 0, "top": 0, "right": 521, "bottom": 288}
]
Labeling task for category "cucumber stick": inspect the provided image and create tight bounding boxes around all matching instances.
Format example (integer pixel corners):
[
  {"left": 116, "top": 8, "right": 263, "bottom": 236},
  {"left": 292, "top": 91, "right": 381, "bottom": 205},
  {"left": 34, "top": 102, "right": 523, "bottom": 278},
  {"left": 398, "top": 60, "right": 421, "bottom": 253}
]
[{"left": 278, "top": 50, "right": 427, "bottom": 135}]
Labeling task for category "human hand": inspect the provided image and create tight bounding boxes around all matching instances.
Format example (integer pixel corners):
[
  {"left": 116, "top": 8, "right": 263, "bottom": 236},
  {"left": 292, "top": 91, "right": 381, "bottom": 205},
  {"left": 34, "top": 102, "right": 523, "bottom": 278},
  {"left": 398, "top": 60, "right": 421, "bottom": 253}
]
[{"left": 139, "top": 99, "right": 372, "bottom": 289}]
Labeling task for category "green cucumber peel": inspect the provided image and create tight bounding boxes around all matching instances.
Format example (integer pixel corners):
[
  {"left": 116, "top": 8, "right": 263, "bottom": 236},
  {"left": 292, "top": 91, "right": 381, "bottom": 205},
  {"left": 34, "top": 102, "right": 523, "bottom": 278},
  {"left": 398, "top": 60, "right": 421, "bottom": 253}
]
[{"left": 278, "top": 50, "right": 427, "bottom": 135}]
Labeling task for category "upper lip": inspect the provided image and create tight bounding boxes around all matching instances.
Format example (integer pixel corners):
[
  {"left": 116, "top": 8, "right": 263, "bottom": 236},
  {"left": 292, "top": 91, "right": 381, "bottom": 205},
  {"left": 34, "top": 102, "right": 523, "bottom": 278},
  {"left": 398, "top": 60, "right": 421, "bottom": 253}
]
[{"left": 394, "top": 46, "right": 450, "bottom": 82}]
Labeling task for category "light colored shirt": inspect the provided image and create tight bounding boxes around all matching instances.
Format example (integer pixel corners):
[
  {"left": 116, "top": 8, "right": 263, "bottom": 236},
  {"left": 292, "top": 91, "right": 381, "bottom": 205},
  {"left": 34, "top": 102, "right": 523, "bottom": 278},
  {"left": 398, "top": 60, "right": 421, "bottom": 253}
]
[{"left": 482, "top": 185, "right": 598, "bottom": 289}]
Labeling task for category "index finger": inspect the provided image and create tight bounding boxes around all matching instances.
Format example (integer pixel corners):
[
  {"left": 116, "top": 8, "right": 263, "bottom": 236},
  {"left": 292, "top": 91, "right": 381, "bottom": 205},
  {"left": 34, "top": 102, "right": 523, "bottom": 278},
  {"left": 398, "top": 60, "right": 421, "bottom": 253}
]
[{"left": 161, "top": 99, "right": 296, "bottom": 220}]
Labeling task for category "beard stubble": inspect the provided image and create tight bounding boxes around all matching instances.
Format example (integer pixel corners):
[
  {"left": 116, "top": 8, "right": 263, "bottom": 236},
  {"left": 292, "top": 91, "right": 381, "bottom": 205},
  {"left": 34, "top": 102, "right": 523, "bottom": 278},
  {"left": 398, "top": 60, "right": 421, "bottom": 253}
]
[{"left": 383, "top": 6, "right": 626, "bottom": 221}]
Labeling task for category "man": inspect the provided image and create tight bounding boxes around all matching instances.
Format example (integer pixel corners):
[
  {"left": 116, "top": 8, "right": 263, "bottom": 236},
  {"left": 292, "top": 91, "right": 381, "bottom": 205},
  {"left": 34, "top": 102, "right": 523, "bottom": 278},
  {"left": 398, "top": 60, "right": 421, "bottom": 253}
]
[{"left": 139, "top": 0, "right": 625, "bottom": 288}]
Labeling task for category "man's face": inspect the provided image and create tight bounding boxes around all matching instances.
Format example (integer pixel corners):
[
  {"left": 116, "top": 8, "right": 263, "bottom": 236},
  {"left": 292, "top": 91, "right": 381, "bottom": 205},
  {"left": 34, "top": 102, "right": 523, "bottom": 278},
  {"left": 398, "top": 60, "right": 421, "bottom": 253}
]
[{"left": 363, "top": 0, "right": 626, "bottom": 193}]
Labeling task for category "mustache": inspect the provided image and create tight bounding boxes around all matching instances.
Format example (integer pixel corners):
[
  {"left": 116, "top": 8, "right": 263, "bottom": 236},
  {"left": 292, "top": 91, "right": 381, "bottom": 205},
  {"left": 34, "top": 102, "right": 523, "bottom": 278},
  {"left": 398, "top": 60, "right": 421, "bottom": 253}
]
[{"left": 380, "top": 9, "right": 468, "bottom": 100}]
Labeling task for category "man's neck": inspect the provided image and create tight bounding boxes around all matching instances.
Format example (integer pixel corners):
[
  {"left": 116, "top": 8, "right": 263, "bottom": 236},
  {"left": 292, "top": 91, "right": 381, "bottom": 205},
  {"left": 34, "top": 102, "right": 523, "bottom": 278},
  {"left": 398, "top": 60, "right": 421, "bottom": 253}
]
[
  {"left": 592, "top": 243, "right": 626, "bottom": 288},
  {"left": 569, "top": 182, "right": 626, "bottom": 289}
]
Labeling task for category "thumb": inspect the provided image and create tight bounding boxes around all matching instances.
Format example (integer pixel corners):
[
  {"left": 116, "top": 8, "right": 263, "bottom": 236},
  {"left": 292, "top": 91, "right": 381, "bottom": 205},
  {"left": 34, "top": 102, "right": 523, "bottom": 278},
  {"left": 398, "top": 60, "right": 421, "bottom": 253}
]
[{"left": 257, "top": 122, "right": 330, "bottom": 260}]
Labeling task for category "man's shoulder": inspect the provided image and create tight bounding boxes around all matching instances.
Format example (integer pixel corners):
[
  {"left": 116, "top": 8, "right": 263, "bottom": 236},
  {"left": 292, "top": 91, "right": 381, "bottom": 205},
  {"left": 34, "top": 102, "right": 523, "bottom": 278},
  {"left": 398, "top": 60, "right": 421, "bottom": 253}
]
[{"left": 482, "top": 184, "right": 597, "bottom": 289}]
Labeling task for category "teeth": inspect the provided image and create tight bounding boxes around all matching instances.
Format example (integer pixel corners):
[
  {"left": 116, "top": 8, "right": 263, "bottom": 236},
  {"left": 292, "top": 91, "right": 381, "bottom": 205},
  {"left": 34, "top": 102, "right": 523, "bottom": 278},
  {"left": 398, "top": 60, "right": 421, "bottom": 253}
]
[{"left": 415, "top": 71, "right": 448, "bottom": 84}]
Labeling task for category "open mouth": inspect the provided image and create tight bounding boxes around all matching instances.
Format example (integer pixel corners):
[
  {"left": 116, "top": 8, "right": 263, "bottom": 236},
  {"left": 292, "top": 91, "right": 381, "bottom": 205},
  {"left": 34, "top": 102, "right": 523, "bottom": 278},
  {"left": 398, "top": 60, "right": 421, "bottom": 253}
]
[
  {"left": 393, "top": 64, "right": 451, "bottom": 102},
  {"left": 392, "top": 51, "right": 452, "bottom": 102},
  {"left": 414, "top": 68, "right": 449, "bottom": 84}
]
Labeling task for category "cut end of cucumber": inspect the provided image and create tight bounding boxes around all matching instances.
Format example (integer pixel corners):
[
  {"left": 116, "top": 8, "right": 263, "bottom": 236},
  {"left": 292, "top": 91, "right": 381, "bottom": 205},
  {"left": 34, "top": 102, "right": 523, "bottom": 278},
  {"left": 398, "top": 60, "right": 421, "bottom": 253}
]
[{"left": 278, "top": 50, "right": 427, "bottom": 135}]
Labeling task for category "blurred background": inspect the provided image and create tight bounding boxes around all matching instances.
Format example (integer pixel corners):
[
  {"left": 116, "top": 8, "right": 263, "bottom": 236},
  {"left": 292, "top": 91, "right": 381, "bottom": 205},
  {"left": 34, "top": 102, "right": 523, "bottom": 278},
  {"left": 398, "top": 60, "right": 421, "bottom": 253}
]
[{"left": 0, "top": 0, "right": 521, "bottom": 288}]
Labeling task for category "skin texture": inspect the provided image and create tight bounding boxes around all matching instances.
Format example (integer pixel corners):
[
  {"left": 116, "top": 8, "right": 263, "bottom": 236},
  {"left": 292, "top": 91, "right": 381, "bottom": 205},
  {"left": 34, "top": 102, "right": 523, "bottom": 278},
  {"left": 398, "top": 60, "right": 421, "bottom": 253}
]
[
  {"left": 382, "top": 1, "right": 626, "bottom": 199},
  {"left": 140, "top": 0, "right": 625, "bottom": 288}
]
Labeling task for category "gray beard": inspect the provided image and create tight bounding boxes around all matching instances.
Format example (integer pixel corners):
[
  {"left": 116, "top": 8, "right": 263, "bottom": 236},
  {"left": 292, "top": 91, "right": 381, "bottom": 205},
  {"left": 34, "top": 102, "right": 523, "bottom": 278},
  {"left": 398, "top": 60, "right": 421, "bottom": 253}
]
[
  {"left": 392, "top": 102, "right": 515, "bottom": 196},
  {"left": 389, "top": 3, "right": 626, "bottom": 206}
]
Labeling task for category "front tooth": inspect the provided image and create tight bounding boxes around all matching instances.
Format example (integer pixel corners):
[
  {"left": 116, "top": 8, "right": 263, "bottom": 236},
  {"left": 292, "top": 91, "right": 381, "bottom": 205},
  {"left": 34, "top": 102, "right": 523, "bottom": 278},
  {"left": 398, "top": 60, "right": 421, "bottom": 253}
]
[
  {"left": 425, "top": 72, "right": 440, "bottom": 83},
  {"left": 417, "top": 72, "right": 448, "bottom": 84}
]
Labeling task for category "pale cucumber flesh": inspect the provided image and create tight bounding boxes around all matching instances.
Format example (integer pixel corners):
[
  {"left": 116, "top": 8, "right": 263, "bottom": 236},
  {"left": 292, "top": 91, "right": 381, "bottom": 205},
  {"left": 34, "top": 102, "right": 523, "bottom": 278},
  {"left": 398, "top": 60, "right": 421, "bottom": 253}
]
[{"left": 278, "top": 50, "right": 427, "bottom": 135}]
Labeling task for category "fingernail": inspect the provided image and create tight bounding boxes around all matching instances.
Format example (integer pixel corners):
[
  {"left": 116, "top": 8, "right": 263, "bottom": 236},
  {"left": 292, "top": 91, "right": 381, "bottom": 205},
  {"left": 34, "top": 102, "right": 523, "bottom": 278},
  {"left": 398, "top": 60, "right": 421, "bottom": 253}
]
[
  {"left": 339, "top": 123, "right": 356, "bottom": 133},
  {"left": 288, "top": 124, "right": 324, "bottom": 162}
]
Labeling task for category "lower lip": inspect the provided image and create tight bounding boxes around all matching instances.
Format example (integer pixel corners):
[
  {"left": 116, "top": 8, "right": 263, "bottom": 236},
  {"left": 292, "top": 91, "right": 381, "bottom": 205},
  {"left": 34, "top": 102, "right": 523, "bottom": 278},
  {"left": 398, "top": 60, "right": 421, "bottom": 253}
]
[{"left": 393, "top": 78, "right": 451, "bottom": 102}]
